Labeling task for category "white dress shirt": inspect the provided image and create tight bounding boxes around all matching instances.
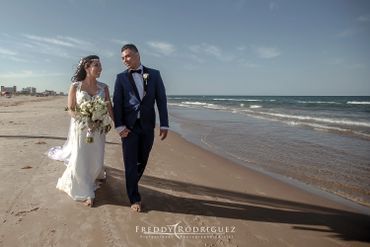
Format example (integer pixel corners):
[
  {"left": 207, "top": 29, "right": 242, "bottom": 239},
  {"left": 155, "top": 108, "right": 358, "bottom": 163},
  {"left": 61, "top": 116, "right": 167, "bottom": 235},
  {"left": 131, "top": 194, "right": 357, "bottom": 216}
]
[{"left": 132, "top": 65, "right": 144, "bottom": 100}]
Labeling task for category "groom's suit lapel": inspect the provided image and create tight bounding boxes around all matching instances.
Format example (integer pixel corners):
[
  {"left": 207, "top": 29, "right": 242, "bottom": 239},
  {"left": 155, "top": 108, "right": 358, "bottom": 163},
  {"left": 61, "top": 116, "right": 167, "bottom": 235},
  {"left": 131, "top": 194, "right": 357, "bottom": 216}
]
[{"left": 127, "top": 70, "right": 141, "bottom": 102}]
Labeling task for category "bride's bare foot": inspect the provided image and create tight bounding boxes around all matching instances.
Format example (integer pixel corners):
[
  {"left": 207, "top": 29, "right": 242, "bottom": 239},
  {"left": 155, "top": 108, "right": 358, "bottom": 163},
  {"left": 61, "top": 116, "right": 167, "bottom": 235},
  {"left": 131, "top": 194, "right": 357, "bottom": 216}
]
[
  {"left": 130, "top": 202, "right": 141, "bottom": 212},
  {"left": 83, "top": 198, "right": 93, "bottom": 207}
]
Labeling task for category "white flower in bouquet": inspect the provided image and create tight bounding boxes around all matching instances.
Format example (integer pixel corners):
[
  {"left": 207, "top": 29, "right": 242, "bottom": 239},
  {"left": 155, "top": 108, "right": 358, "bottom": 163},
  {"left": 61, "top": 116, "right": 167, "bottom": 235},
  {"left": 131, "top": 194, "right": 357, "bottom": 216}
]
[
  {"left": 70, "top": 96, "right": 112, "bottom": 143},
  {"left": 102, "top": 114, "right": 113, "bottom": 127},
  {"left": 92, "top": 98, "right": 108, "bottom": 121}
]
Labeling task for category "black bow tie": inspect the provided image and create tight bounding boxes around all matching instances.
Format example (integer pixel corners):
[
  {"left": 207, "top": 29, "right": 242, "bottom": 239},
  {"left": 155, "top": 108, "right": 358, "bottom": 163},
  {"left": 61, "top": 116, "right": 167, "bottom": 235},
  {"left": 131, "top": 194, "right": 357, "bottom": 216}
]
[{"left": 130, "top": 69, "right": 142, "bottom": 74}]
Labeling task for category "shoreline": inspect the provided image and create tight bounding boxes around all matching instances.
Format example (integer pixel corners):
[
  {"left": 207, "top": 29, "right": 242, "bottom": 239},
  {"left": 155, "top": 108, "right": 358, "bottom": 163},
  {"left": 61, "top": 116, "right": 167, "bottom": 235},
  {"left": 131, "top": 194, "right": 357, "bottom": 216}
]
[
  {"left": 1, "top": 96, "right": 370, "bottom": 246},
  {"left": 168, "top": 103, "right": 370, "bottom": 209},
  {"left": 189, "top": 129, "right": 370, "bottom": 213},
  {"left": 167, "top": 127, "right": 370, "bottom": 216}
]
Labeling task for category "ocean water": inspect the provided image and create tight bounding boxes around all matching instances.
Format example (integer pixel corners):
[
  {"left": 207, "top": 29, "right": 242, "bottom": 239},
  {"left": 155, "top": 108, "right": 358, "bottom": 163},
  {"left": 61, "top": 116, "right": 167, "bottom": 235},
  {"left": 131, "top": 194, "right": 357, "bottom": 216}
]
[{"left": 167, "top": 96, "right": 370, "bottom": 207}]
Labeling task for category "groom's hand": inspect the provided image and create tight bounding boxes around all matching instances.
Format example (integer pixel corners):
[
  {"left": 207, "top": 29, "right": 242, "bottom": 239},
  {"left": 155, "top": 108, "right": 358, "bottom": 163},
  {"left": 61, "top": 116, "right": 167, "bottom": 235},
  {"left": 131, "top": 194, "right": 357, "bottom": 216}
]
[
  {"left": 159, "top": 129, "right": 168, "bottom": 141},
  {"left": 119, "top": 129, "right": 131, "bottom": 138}
]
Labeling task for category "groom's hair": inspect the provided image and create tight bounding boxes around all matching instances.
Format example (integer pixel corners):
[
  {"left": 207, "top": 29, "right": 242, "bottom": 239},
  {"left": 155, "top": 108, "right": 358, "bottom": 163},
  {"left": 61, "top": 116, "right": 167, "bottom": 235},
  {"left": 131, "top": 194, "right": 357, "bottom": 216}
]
[{"left": 121, "top": 44, "right": 139, "bottom": 53}]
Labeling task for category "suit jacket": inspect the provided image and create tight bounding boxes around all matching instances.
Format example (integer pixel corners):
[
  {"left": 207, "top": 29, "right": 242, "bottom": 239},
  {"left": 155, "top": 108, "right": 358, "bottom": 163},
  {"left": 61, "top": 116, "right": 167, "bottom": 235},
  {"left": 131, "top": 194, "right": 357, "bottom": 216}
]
[{"left": 113, "top": 66, "right": 169, "bottom": 131}]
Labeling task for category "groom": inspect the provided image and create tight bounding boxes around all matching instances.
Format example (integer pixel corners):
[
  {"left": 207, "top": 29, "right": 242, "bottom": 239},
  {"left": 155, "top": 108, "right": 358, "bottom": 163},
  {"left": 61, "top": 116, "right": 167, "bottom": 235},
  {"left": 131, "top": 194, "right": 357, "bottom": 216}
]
[{"left": 113, "top": 44, "right": 169, "bottom": 212}]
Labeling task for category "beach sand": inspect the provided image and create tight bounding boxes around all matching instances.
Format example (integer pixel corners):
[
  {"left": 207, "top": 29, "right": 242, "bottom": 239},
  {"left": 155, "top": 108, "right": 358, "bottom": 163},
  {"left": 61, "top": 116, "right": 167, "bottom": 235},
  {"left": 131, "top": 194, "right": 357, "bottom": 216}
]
[{"left": 0, "top": 96, "right": 369, "bottom": 247}]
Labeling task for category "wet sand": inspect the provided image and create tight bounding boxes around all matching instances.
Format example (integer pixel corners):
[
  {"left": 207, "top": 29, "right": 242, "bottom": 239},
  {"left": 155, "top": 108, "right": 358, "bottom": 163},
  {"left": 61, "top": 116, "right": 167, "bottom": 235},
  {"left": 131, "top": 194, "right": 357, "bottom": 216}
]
[{"left": 0, "top": 95, "right": 369, "bottom": 246}]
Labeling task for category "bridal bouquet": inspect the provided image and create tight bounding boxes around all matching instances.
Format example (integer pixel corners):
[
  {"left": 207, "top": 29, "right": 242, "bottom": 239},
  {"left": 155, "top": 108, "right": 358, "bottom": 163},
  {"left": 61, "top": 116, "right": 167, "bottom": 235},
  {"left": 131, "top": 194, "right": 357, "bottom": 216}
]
[{"left": 69, "top": 96, "right": 112, "bottom": 143}]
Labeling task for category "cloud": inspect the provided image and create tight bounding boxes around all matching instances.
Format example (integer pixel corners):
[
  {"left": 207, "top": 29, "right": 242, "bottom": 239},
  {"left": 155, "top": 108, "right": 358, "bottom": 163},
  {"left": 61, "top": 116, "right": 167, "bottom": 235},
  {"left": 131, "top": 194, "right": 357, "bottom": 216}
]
[
  {"left": 0, "top": 48, "right": 17, "bottom": 56},
  {"left": 255, "top": 46, "right": 281, "bottom": 59},
  {"left": 4, "top": 56, "right": 29, "bottom": 63},
  {"left": 238, "top": 59, "right": 259, "bottom": 68},
  {"left": 0, "top": 70, "right": 63, "bottom": 78},
  {"left": 189, "top": 43, "right": 234, "bottom": 62},
  {"left": 100, "top": 50, "right": 115, "bottom": 58},
  {"left": 23, "top": 34, "right": 76, "bottom": 47},
  {"left": 357, "top": 15, "right": 370, "bottom": 22},
  {"left": 14, "top": 34, "right": 98, "bottom": 59},
  {"left": 189, "top": 44, "right": 214, "bottom": 56},
  {"left": 62, "top": 36, "right": 94, "bottom": 47},
  {"left": 269, "top": 2, "right": 279, "bottom": 11},
  {"left": 337, "top": 28, "right": 357, "bottom": 38},
  {"left": 147, "top": 41, "right": 175, "bottom": 56},
  {"left": 337, "top": 16, "right": 368, "bottom": 38},
  {"left": 326, "top": 58, "right": 367, "bottom": 70},
  {"left": 236, "top": 45, "right": 246, "bottom": 51},
  {"left": 23, "top": 34, "right": 94, "bottom": 49},
  {"left": 204, "top": 44, "right": 222, "bottom": 57},
  {"left": 111, "top": 39, "right": 130, "bottom": 45},
  {"left": 0, "top": 47, "right": 28, "bottom": 62},
  {"left": 188, "top": 54, "right": 205, "bottom": 63}
]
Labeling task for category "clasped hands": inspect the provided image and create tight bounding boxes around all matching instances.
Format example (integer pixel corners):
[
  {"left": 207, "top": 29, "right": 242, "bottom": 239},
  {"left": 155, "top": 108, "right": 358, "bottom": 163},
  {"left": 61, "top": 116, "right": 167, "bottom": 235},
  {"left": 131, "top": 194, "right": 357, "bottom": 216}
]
[
  {"left": 119, "top": 128, "right": 168, "bottom": 140},
  {"left": 119, "top": 128, "right": 131, "bottom": 138}
]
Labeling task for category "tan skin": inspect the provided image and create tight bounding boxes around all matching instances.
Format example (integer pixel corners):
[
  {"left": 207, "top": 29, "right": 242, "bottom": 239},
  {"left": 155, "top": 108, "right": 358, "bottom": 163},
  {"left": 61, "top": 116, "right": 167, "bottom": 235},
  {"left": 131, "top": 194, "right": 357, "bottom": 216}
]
[
  {"left": 120, "top": 48, "right": 168, "bottom": 140},
  {"left": 67, "top": 59, "right": 114, "bottom": 121}
]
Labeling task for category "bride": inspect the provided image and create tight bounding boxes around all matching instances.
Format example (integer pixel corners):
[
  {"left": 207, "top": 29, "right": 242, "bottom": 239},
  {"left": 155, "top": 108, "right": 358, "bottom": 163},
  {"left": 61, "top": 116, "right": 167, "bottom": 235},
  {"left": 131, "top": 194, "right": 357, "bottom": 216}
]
[{"left": 48, "top": 55, "right": 113, "bottom": 207}]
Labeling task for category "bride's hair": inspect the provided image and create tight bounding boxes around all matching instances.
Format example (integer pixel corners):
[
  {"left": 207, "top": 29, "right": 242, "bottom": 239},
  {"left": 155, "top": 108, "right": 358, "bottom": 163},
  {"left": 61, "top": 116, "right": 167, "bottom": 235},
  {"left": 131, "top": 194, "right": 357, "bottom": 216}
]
[{"left": 71, "top": 55, "right": 100, "bottom": 82}]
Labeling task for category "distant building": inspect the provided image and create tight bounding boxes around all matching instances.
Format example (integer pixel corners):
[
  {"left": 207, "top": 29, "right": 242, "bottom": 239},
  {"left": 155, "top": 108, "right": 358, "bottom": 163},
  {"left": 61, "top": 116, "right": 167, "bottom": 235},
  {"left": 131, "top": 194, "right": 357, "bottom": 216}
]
[
  {"left": 1, "top": 85, "right": 62, "bottom": 97},
  {"left": 44, "top": 90, "right": 57, "bottom": 96},
  {"left": 1, "top": 86, "right": 17, "bottom": 95},
  {"left": 21, "top": 87, "right": 37, "bottom": 95}
]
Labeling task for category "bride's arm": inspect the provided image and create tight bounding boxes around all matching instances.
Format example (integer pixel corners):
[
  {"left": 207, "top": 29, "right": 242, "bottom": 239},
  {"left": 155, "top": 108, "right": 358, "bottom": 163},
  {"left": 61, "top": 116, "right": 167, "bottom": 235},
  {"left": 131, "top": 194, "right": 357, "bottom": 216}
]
[
  {"left": 67, "top": 84, "right": 78, "bottom": 118},
  {"left": 104, "top": 86, "right": 114, "bottom": 121}
]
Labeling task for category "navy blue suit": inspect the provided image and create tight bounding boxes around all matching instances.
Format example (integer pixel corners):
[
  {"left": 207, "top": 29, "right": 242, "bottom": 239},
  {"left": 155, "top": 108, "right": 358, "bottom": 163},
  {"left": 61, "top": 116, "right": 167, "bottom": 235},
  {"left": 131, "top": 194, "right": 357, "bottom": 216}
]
[{"left": 113, "top": 66, "right": 169, "bottom": 204}]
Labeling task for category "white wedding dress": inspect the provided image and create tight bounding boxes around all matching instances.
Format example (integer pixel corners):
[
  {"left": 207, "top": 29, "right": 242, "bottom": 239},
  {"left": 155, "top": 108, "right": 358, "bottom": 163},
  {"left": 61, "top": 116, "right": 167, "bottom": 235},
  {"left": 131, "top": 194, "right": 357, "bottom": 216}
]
[{"left": 48, "top": 81, "right": 107, "bottom": 201}]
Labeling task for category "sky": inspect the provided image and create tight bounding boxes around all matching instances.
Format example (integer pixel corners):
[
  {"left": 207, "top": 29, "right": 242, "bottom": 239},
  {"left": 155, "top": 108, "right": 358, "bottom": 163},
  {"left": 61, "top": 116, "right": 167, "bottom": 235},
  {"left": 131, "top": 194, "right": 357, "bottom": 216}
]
[{"left": 0, "top": 0, "right": 369, "bottom": 96}]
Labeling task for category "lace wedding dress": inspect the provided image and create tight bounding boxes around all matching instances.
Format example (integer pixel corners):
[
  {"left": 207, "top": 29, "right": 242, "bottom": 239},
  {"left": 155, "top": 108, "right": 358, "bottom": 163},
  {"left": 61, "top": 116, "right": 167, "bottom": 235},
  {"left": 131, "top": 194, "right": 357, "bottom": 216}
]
[{"left": 48, "top": 81, "right": 107, "bottom": 201}]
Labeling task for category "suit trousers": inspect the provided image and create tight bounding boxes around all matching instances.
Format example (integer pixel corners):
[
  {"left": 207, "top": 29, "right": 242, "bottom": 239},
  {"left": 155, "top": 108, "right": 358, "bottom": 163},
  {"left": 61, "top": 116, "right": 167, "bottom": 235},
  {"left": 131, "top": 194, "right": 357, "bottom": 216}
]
[{"left": 121, "top": 120, "right": 154, "bottom": 204}]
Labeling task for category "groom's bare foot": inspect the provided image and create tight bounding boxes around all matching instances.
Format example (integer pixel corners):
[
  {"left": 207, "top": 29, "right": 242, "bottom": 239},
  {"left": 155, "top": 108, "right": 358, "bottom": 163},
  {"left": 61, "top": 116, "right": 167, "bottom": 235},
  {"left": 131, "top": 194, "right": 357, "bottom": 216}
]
[
  {"left": 83, "top": 198, "right": 94, "bottom": 207},
  {"left": 130, "top": 202, "right": 141, "bottom": 212}
]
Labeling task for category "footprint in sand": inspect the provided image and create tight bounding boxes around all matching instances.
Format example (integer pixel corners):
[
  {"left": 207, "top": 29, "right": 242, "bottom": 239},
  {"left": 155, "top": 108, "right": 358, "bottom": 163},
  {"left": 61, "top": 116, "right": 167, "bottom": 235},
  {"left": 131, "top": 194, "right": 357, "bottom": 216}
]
[
  {"left": 14, "top": 207, "right": 39, "bottom": 217},
  {"left": 35, "top": 141, "right": 47, "bottom": 144},
  {"left": 21, "top": 166, "right": 33, "bottom": 169}
]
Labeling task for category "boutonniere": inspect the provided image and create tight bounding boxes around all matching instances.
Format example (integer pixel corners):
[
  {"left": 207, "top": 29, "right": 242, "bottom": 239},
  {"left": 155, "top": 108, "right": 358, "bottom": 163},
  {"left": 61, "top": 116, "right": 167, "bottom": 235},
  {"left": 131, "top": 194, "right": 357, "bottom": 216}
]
[
  {"left": 143, "top": 73, "right": 149, "bottom": 86},
  {"left": 142, "top": 73, "right": 149, "bottom": 96}
]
